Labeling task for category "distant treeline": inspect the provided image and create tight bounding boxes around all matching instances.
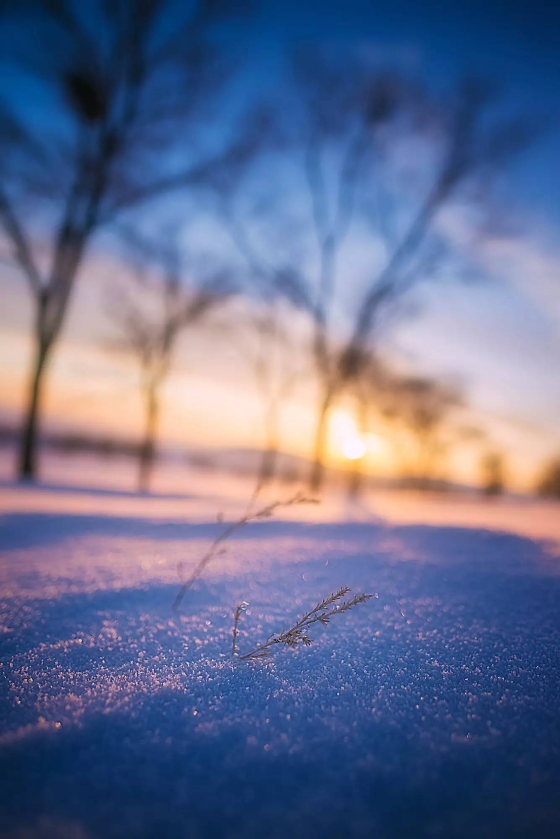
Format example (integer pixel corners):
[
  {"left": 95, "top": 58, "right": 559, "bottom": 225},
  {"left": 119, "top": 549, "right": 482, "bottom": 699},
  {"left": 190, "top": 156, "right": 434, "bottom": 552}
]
[
  {"left": 0, "top": 422, "right": 476, "bottom": 494},
  {"left": 0, "top": 424, "right": 140, "bottom": 458}
]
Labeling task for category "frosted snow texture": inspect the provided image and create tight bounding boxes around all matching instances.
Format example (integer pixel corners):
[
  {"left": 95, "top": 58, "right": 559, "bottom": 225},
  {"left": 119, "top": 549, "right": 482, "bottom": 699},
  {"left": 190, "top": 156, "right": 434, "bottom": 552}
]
[{"left": 2, "top": 501, "right": 560, "bottom": 838}]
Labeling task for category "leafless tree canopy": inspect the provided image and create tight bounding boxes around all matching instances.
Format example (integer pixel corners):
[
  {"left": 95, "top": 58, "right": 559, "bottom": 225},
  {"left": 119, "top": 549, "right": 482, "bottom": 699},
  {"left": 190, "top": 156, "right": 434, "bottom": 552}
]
[{"left": 220, "top": 51, "right": 535, "bottom": 489}]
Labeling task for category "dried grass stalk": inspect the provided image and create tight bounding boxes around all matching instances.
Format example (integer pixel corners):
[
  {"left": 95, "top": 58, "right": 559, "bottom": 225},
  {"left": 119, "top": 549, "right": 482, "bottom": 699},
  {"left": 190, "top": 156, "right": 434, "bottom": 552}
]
[
  {"left": 235, "top": 586, "right": 373, "bottom": 660},
  {"left": 231, "top": 601, "right": 249, "bottom": 656},
  {"left": 173, "top": 491, "right": 318, "bottom": 611}
]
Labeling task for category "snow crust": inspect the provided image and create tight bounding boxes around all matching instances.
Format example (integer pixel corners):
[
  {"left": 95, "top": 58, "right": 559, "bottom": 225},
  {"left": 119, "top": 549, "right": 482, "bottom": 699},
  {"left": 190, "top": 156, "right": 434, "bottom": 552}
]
[{"left": 2, "top": 484, "right": 560, "bottom": 838}]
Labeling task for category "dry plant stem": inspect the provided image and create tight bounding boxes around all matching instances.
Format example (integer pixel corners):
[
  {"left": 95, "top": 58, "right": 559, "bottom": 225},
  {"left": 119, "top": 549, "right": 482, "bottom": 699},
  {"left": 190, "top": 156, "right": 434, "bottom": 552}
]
[
  {"left": 238, "top": 586, "right": 373, "bottom": 660},
  {"left": 232, "top": 603, "right": 243, "bottom": 656},
  {"left": 173, "top": 491, "right": 318, "bottom": 612}
]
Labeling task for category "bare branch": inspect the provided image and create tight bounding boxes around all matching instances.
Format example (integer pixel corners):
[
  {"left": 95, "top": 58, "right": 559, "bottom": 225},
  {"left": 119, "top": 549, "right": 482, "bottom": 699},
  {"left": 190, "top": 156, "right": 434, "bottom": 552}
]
[
  {"left": 173, "top": 492, "right": 318, "bottom": 611},
  {"left": 238, "top": 586, "right": 373, "bottom": 660},
  {"left": 101, "top": 132, "right": 259, "bottom": 224},
  {"left": 0, "top": 189, "right": 42, "bottom": 295}
]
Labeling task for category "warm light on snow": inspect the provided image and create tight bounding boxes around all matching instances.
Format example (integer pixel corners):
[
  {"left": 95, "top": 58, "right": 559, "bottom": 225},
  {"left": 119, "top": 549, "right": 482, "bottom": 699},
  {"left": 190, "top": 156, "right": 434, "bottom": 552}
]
[{"left": 2, "top": 455, "right": 560, "bottom": 839}]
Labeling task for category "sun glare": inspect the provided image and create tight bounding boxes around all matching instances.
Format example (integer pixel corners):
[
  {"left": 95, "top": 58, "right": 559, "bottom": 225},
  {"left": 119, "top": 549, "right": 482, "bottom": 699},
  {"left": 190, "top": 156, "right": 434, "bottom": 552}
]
[
  {"left": 330, "top": 410, "right": 386, "bottom": 462},
  {"left": 342, "top": 436, "right": 367, "bottom": 460}
]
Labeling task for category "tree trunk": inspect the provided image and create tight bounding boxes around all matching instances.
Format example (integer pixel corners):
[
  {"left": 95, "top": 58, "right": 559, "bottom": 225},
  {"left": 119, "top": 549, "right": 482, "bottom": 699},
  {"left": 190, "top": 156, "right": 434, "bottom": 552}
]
[
  {"left": 416, "top": 433, "right": 436, "bottom": 490},
  {"left": 18, "top": 245, "right": 86, "bottom": 480},
  {"left": 258, "top": 445, "right": 277, "bottom": 486},
  {"left": 347, "top": 393, "right": 368, "bottom": 499},
  {"left": 309, "top": 384, "right": 335, "bottom": 493},
  {"left": 19, "top": 337, "right": 50, "bottom": 480},
  {"left": 348, "top": 455, "right": 366, "bottom": 498},
  {"left": 257, "top": 402, "right": 279, "bottom": 486},
  {"left": 139, "top": 383, "right": 159, "bottom": 493}
]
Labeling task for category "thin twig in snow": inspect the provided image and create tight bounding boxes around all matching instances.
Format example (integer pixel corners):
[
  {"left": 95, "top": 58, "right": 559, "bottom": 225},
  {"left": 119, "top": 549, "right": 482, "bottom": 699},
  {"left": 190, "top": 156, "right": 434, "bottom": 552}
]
[
  {"left": 231, "top": 601, "right": 248, "bottom": 656},
  {"left": 173, "top": 491, "right": 318, "bottom": 612},
  {"left": 236, "top": 586, "right": 373, "bottom": 660}
]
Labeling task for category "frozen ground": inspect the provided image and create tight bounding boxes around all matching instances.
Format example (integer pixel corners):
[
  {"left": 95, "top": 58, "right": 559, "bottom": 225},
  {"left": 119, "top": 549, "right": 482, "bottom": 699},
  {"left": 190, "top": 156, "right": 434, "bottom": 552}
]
[{"left": 2, "top": 454, "right": 560, "bottom": 838}]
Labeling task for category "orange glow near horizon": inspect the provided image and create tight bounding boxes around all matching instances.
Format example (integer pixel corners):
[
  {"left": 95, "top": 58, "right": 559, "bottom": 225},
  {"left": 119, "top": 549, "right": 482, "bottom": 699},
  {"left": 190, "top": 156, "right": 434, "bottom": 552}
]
[{"left": 0, "top": 329, "right": 552, "bottom": 492}]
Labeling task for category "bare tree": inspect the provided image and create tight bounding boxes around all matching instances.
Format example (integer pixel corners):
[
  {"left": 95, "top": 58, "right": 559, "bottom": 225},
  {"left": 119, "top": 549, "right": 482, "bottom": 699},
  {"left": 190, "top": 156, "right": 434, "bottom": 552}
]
[
  {"left": 480, "top": 451, "right": 506, "bottom": 496},
  {"left": 223, "top": 56, "right": 534, "bottom": 491},
  {"left": 536, "top": 457, "right": 560, "bottom": 498},
  {"left": 225, "top": 295, "right": 303, "bottom": 487},
  {"left": 108, "top": 231, "right": 232, "bottom": 491},
  {"left": 346, "top": 380, "right": 371, "bottom": 499},
  {"left": 0, "top": 0, "right": 252, "bottom": 479},
  {"left": 248, "top": 303, "right": 301, "bottom": 486},
  {"left": 347, "top": 357, "right": 472, "bottom": 495},
  {"left": 376, "top": 374, "right": 464, "bottom": 488}
]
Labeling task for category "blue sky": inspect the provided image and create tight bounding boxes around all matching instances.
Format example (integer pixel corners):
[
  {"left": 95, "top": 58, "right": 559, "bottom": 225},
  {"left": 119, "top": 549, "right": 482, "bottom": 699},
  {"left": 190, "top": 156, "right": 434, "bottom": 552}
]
[{"left": 237, "top": 0, "right": 560, "bottom": 218}]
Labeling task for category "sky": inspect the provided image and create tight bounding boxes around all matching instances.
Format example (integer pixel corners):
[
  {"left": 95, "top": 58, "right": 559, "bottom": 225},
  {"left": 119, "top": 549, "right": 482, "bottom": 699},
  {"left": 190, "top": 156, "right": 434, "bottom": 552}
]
[{"left": 0, "top": 0, "right": 559, "bottom": 490}]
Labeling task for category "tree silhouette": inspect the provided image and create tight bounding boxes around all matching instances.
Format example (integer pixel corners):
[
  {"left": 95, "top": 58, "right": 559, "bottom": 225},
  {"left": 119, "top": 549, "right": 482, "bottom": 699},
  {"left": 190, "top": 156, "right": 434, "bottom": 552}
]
[
  {"left": 224, "top": 54, "right": 535, "bottom": 491},
  {"left": 481, "top": 451, "right": 506, "bottom": 496},
  {"left": 536, "top": 457, "right": 560, "bottom": 498},
  {"left": 108, "top": 229, "right": 232, "bottom": 491},
  {"left": 0, "top": 0, "right": 252, "bottom": 478}
]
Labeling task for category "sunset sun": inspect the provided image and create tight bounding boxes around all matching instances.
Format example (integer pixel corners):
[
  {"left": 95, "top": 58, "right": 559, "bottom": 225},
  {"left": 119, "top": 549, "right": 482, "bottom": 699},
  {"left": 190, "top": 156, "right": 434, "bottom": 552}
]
[
  {"left": 342, "top": 435, "right": 367, "bottom": 460},
  {"left": 330, "top": 410, "right": 385, "bottom": 462}
]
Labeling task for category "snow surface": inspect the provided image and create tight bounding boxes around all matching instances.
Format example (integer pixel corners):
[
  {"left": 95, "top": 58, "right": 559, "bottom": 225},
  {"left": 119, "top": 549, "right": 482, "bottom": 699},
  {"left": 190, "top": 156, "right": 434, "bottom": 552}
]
[{"left": 2, "top": 470, "right": 560, "bottom": 838}]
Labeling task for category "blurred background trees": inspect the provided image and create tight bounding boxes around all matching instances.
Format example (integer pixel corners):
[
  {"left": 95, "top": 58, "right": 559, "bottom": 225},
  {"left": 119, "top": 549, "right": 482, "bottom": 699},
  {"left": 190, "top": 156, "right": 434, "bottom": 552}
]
[
  {"left": 107, "top": 228, "right": 232, "bottom": 491},
  {"left": 0, "top": 0, "right": 251, "bottom": 479},
  {"left": 376, "top": 374, "right": 464, "bottom": 489},
  {"left": 223, "top": 52, "right": 535, "bottom": 491},
  {"left": 0, "top": 1, "right": 551, "bottom": 498},
  {"left": 229, "top": 297, "right": 304, "bottom": 488},
  {"left": 481, "top": 451, "right": 507, "bottom": 496},
  {"left": 537, "top": 458, "right": 560, "bottom": 498}
]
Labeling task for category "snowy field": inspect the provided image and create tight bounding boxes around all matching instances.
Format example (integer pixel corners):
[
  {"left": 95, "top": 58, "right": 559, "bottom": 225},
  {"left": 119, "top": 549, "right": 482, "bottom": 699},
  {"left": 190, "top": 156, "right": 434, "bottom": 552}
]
[{"left": 2, "top": 453, "right": 560, "bottom": 838}]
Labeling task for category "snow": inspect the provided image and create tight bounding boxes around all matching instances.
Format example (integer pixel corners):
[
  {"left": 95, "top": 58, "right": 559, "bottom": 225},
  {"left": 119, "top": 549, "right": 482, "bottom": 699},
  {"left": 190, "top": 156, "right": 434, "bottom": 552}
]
[{"left": 2, "top": 461, "right": 560, "bottom": 837}]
